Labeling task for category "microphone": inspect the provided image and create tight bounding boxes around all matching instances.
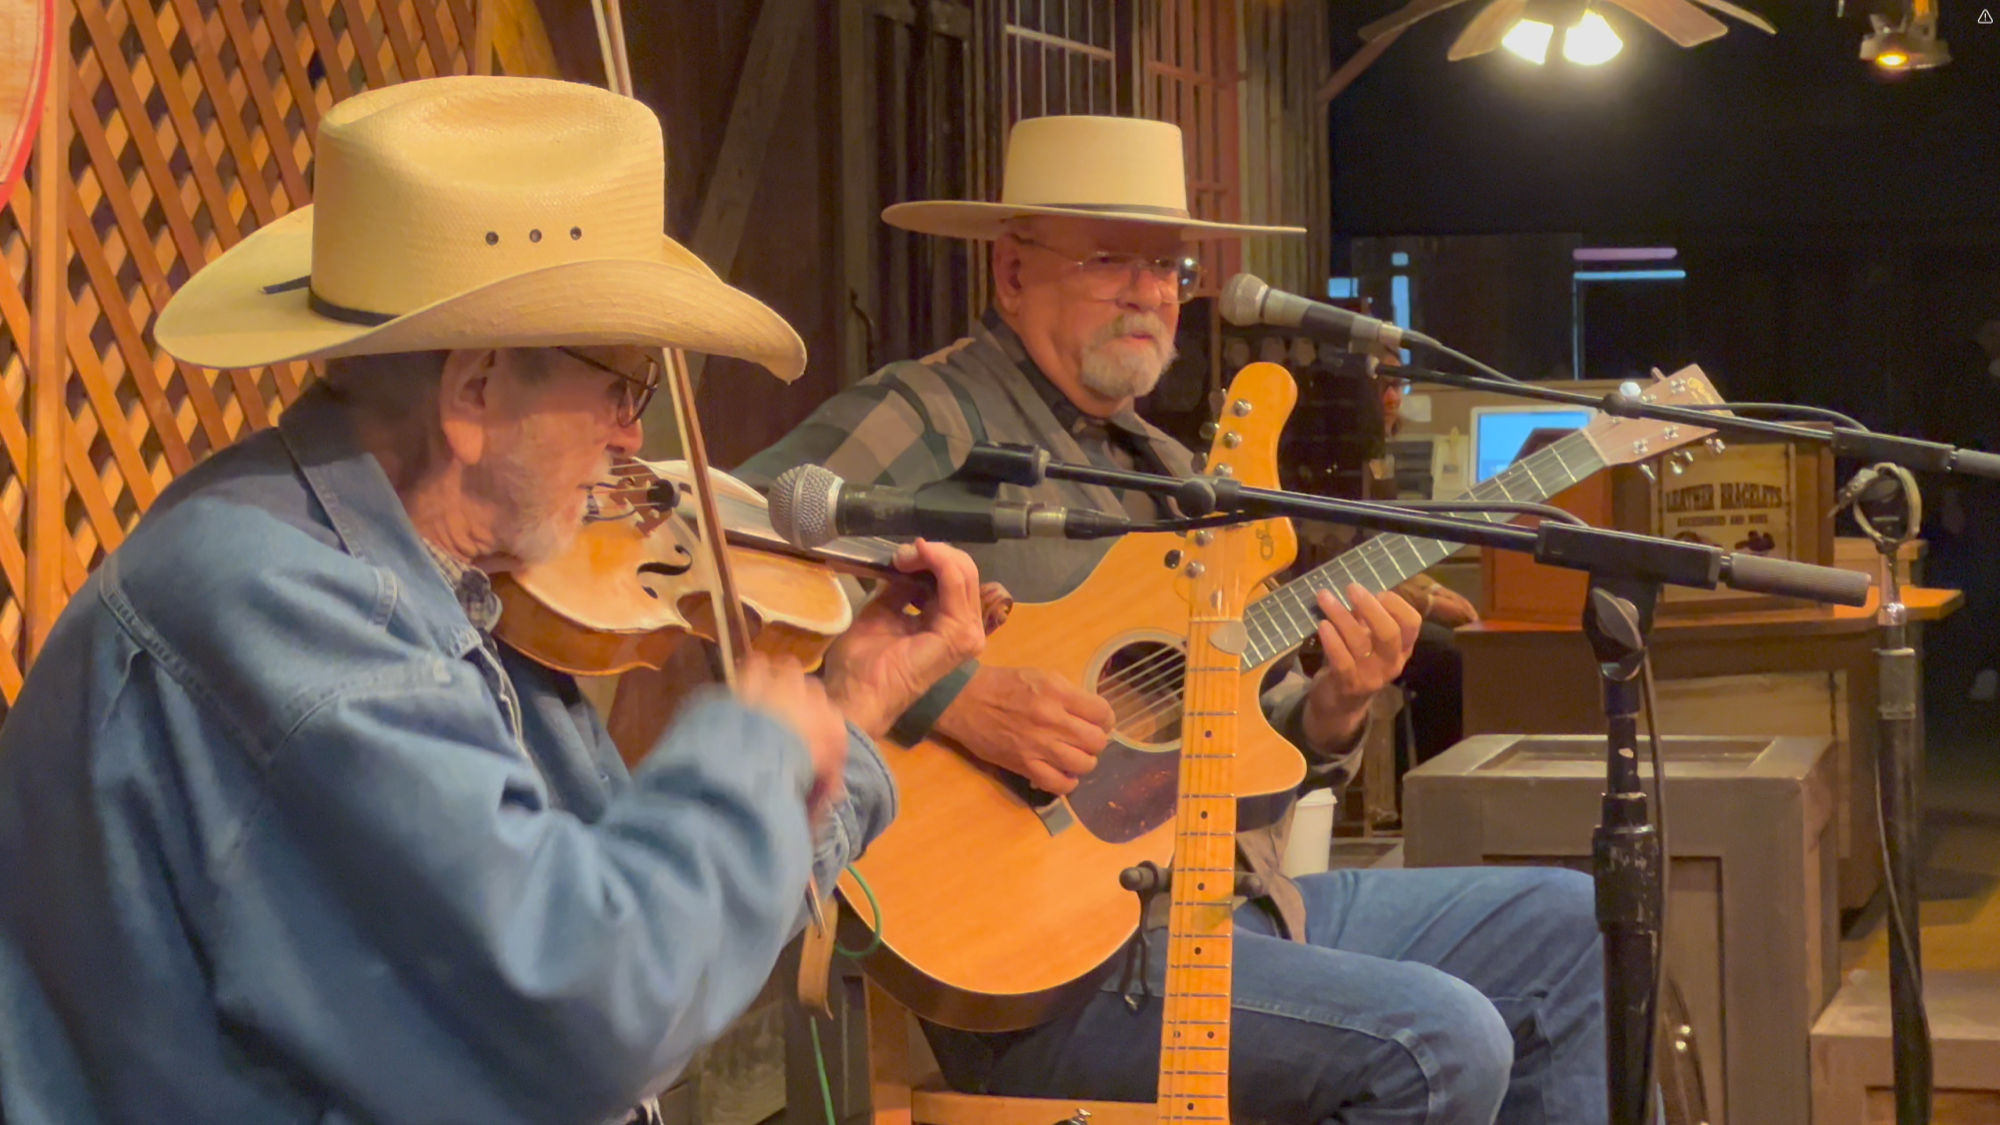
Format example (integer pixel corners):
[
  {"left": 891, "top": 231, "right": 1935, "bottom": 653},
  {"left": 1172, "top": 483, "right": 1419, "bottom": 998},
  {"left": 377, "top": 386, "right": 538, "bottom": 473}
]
[
  {"left": 766, "top": 464, "right": 1134, "bottom": 549},
  {"left": 1220, "top": 272, "right": 1423, "bottom": 355}
]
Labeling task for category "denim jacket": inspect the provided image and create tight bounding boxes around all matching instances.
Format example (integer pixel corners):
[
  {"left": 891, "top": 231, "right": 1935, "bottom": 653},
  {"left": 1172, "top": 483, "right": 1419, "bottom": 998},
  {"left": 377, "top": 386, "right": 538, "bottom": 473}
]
[{"left": 0, "top": 383, "right": 896, "bottom": 1125}]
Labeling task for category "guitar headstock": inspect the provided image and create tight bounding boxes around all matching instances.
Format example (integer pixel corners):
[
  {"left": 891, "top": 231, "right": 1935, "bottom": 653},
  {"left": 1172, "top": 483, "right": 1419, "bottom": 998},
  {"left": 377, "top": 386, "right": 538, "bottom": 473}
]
[
  {"left": 1579, "top": 365, "right": 1725, "bottom": 468},
  {"left": 1202, "top": 360, "right": 1297, "bottom": 490}
]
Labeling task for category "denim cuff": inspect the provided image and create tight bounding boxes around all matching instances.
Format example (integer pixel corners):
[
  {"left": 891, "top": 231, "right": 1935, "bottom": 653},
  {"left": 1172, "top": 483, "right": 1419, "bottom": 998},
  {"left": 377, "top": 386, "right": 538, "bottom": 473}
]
[{"left": 886, "top": 659, "right": 978, "bottom": 745}]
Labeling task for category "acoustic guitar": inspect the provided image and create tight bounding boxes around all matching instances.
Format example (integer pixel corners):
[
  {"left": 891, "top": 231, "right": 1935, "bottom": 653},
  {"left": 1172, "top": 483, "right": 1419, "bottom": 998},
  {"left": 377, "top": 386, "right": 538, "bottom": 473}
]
[{"left": 841, "top": 365, "right": 1724, "bottom": 1030}]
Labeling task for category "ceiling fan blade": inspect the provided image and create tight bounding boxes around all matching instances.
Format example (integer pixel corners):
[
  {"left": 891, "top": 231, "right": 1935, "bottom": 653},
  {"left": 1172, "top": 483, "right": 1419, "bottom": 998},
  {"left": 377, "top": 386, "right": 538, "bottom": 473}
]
[
  {"left": 1360, "top": 0, "right": 1482, "bottom": 42},
  {"left": 1603, "top": 0, "right": 1729, "bottom": 46},
  {"left": 1448, "top": 0, "right": 1531, "bottom": 58},
  {"left": 1687, "top": 0, "right": 1778, "bottom": 33}
]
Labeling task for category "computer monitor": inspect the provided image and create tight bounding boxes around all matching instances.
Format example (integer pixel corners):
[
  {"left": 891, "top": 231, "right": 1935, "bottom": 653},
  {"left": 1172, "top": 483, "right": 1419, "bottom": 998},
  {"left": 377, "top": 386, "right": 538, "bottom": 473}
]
[{"left": 1469, "top": 405, "right": 1597, "bottom": 483}]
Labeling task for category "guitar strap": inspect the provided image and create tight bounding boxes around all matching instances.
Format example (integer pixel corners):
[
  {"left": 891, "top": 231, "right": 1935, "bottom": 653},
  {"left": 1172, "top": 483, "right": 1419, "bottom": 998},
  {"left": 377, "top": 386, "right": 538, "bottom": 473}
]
[
  {"left": 796, "top": 891, "right": 839, "bottom": 1019},
  {"left": 1237, "top": 831, "right": 1308, "bottom": 943}
]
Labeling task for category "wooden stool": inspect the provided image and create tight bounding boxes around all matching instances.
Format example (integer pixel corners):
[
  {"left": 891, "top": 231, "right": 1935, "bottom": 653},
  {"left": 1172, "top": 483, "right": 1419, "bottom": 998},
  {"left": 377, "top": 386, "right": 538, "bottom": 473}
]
[
  {"left": 1811, "top": 969, "right": 2000, "bottom": 1124},
  {"left": 862, "top": 980, "right": 1154, "bottom": 1125}
]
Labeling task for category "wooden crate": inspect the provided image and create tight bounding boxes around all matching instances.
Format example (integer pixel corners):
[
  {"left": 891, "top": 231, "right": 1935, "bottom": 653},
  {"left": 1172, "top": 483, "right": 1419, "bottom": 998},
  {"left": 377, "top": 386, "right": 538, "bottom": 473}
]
[
  {"left": 1405, "top": 733, "right": 1842, "bottom": 1125},
  {"left": 1478, "top": 434, "right": 1838, "bottom": 625},
  {"left": 1811, "top": 970, "right": 2000, "bottom": 1125}
]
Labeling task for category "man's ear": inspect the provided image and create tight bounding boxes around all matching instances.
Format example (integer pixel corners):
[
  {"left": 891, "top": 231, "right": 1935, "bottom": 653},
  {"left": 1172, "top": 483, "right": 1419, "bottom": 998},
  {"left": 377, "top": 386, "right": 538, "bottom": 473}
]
[
  {"left": 992, "top": 237, "right": 1025, "bottom": 315},
  {"left": 438, "top": 348, "right": 499, "bottom": 465}
]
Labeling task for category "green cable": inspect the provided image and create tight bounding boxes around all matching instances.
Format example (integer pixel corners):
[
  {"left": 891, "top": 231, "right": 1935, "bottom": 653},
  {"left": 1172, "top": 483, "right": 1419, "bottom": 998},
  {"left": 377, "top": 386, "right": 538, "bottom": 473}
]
[
  {"left": 833, "top": 864, "right": 883, "bottom": 959},
  {"left": 810, "top": 1018, "right": 838, "bottom": 1125},
  {"left": 810, "top": 865, "right": 885, "bottom": 1125}
]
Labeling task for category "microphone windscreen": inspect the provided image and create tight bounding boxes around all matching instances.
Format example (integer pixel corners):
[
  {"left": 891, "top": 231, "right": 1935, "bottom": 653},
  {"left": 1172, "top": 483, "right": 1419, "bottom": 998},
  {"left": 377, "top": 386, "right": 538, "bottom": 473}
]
[
  {"left": 1218, "top": 273, "right": 1270, "bottom": 327},
  {"left": 767, "top": 464, "right": 844, "bottom": 549}
]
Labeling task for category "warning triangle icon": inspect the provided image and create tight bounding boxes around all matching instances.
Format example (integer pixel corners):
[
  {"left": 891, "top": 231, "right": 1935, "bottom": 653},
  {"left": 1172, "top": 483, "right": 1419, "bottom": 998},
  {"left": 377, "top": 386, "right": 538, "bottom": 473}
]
[{"left": 1982, "top": 8, "right": 1995, "bottom": 22}]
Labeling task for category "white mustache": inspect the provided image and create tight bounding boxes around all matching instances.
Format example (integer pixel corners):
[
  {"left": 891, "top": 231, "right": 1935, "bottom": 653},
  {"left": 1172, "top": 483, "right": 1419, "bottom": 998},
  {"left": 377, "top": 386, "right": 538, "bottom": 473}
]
[{"left": 1093, "top": 314, "right": 1172, "bottom": 349}]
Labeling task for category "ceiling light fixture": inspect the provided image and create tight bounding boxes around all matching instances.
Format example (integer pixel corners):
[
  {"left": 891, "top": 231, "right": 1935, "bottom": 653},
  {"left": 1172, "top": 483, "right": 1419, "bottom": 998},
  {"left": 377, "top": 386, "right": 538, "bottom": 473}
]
[
  {"left": 1859, "top": 0, "right": 1950, "bottom": 69},
  {"left": 1361, "top": 0, "right": 1774, "bottom": 62}
]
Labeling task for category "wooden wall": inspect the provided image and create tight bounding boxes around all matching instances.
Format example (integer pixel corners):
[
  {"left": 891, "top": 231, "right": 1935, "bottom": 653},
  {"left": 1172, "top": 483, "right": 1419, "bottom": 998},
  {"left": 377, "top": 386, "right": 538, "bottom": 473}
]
[{"left": 0, "top": 0, "right": 557, "bottom": 713}]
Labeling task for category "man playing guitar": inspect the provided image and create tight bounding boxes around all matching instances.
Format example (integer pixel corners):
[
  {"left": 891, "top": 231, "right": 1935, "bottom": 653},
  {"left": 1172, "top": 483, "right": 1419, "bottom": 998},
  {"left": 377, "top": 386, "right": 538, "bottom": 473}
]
[{"left": 741, "top": 114, "right": 1606, "bottom": 1124}]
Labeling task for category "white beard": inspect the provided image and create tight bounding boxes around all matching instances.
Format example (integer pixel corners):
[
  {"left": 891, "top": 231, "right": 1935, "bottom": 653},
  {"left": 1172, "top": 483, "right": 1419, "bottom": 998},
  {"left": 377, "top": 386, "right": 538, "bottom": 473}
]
[{"left": 1077, "top": 313, "right": 1177, "bottom": 400}]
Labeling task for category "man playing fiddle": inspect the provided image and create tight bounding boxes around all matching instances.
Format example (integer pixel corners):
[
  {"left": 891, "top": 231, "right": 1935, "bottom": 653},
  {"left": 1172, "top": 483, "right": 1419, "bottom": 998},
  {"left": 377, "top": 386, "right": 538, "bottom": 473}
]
[{"left": 0, "top": 76, "right": 986, "bottom": 1125}]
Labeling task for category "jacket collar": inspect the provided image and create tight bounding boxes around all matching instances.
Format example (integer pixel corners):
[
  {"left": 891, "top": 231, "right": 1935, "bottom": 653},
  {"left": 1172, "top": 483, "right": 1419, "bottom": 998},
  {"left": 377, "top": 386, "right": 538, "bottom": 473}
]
[{"left": 275, "top": 382, "right": 485, "bottom": 658}]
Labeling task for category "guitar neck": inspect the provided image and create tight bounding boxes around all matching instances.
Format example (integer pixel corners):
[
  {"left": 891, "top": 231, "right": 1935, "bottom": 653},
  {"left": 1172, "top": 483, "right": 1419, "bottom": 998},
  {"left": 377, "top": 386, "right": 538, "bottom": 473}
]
[
  {"left": 1159, "top": 568, "right": 1244, "bottom": 1123},
  {"left": 1240, "top": 432, "right": 1610, "bottom": 667}
]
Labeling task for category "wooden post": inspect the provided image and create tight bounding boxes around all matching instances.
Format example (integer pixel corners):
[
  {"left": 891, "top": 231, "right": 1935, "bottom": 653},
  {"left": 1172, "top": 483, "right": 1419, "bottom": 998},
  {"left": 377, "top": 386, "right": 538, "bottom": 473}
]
[
  {"left": 25, "top": 0, "right": 67, "bottom": 661},
  {"left": 683, "top": 0, "right": 815, "bottom": 389},
  {"left": 1315, "top": 28, "right": 1404, "bottom": 104},
  {"left": 473, "top": 0, "right": 495, "bottom": 75}
]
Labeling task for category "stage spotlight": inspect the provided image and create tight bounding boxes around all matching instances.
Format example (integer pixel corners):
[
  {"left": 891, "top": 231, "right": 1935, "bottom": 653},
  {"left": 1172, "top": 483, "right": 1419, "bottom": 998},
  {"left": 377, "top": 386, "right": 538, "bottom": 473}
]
[{"left": 1859, "top": 0, "right": 1949, "bottom": 69}]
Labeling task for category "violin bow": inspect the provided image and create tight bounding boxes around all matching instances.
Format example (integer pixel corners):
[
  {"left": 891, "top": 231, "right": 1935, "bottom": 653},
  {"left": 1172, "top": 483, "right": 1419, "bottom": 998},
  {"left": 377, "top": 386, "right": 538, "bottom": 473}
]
[{"left": 589, "top": 0, "right": 833, "bottom": 947}]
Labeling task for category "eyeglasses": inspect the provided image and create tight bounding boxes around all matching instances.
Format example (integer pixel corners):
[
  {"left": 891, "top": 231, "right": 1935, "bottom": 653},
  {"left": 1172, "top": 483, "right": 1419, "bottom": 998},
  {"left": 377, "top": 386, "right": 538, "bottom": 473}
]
[
  {"left": 557, "top": 347, "right": 661, "bottom": 428},
  {"left": 1012, "top": 236, "right": 1204, "bottom": 305}
]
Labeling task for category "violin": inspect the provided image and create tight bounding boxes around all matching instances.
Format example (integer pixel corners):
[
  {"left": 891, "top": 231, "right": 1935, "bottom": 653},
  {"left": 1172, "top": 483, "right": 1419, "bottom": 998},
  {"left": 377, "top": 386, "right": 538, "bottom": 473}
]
[{"left": 491, "top": 458, "right": 943, "bottom": 678}]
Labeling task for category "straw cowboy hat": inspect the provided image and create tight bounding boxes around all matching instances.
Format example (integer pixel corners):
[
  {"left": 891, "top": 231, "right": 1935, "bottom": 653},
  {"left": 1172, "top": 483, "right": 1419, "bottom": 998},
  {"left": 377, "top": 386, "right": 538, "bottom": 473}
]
[
  {"left": 154, "top": 75, "right": 806, "bottom": 380},
  {"left": 882, "top": 115, "right": 1304, "bottom": 242}
]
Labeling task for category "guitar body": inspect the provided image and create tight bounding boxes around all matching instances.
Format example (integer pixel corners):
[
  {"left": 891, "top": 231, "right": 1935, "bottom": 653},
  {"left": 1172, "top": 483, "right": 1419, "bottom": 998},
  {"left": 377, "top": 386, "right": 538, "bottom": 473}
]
[
  {"left": 844, "top": 364, "right": 1726, "bottom": 1033},
  {"left": 841, "top": 363, "right": 1301, "bottom": 1032}
]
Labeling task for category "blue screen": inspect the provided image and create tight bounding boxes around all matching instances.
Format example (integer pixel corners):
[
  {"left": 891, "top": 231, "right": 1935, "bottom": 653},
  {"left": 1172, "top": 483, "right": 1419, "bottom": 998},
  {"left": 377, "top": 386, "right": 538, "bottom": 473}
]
[{"left": 1474, "top": 409, "right": 1594, "bottom": 482}]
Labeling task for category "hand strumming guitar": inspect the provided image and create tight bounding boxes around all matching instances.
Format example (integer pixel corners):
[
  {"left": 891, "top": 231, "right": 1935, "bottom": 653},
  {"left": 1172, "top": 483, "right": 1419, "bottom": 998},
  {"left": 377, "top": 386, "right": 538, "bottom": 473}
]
[{"left": 933, "top": 667, "right": 1115, "bottom": 796}]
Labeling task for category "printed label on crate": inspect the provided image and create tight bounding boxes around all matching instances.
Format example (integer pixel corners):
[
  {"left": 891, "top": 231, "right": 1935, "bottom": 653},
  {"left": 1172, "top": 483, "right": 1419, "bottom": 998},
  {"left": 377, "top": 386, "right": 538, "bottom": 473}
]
[{"left": 1654, "top": 442, "right": 1793, "bottom": 559}]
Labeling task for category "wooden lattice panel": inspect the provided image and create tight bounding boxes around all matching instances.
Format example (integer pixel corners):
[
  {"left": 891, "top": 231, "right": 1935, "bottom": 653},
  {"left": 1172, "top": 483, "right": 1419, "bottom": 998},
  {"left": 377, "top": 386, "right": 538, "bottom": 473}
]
[{"left": 0, "top": 0, "right": 502, "bottom": 712}]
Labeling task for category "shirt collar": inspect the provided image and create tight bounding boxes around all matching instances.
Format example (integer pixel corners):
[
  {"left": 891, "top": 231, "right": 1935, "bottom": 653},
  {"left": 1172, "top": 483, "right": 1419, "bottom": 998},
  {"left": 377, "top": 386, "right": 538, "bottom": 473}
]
[
  {"left": 274, "top": 381, "right": 490, "bottom": 657},
  {"left": 980, "top": 310, "right": 1158, "bottom": 446},
  {"left": 420, "top": 540, "right": 504, "bottom": 636}
]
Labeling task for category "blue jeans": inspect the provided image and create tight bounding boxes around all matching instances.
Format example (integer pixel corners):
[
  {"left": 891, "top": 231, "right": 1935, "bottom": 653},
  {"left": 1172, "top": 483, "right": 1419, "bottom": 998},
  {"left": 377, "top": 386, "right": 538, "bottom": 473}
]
[{"left": 924, "top": 866, "right": 1605, "bottom": 1125}]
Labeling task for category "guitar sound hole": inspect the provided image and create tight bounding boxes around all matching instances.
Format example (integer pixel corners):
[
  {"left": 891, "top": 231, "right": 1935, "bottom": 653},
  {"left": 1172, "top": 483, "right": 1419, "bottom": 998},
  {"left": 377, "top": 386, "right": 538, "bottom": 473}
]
[{"left": 1094, "top": 640, "right": 1185, "bottom": 747}]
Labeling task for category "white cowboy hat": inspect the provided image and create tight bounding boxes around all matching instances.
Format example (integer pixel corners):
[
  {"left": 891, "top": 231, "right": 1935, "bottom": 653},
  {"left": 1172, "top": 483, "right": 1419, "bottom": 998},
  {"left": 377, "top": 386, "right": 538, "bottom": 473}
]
[
  {"left": 882, "top": 115, "right": 1304, "bottom": 242},
  {"left": 154, "top": 75, "right": 806, "bottom": 380}
]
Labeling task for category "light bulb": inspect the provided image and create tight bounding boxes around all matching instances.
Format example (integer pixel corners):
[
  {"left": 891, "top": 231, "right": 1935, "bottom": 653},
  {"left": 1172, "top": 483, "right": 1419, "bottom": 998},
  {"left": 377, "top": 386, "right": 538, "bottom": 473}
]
[
  {"left": 1562, "top": 10, "right": 1624, "bottom": 64},
  {"left": 1502, "top": 18, "right": 1555, "bottom": 63}
]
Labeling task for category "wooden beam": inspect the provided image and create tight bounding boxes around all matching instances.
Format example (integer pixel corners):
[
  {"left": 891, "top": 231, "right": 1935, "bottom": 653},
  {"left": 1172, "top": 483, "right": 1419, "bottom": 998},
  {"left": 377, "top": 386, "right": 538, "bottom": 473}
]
[
  {"left": 25, "top": 0, "right": 67, "bottom": 661},
  {"left": 685, "top": 0, "right": 815, "bottom": 386},
  {"left": 473, "top": 0, "right": 495, "bottom": 74},
  {"left": 1315, "top": 27, "right": 1404, "bottom": 104}
]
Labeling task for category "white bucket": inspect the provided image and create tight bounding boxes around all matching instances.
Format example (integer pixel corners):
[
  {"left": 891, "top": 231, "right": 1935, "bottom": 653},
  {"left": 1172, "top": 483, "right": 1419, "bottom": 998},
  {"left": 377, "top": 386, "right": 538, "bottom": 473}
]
[{"left": 1281, "top": 790, "right": 1338, "bottom": 877}]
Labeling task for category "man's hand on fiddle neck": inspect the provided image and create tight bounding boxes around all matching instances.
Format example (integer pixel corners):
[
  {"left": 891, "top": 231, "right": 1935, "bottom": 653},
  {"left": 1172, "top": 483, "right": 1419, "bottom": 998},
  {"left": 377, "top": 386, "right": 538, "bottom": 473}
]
[{"left": 821, "top": 539, "right": 988, "bottom": 742}]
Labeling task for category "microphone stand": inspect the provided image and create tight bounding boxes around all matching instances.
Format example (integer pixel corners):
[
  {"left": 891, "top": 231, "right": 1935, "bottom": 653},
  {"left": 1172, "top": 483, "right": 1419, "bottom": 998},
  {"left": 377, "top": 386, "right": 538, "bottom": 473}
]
[
  {"left": 1582, "top": 576, "right": 1664, "bottom": 1125},
  {"left": 1840, "top": 465, "right": 1933, "bottom": 1125},
  {"left": 1378, "top": 360, "right": 1947, "bottom": 1122},
  {"left": 954, "top": 445, "right": 1870, "bottom": 1125}
]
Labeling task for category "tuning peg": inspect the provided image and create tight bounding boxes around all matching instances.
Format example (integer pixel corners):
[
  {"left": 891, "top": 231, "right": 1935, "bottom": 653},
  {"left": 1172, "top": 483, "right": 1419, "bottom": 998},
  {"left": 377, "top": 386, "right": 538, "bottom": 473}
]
[
  {"left": 1667, "top": 450, "right": 1695, "bottom": 476},
  {"left": 1638, "top": 463, "right": 1658, "bottom": 482},
  {"left": 1199, "top": 421, "right": 1219, "bottom": 440},
  {"left": 1706, "top": 437, "right": 1727, "bottom": 456}
]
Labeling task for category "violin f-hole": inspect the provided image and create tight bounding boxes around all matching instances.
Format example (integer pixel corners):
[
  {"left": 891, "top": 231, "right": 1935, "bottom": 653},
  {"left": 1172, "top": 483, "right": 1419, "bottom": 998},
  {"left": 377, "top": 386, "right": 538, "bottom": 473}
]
[{"left": 636, "top": 555, "right": 695, "bottom": 598}]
